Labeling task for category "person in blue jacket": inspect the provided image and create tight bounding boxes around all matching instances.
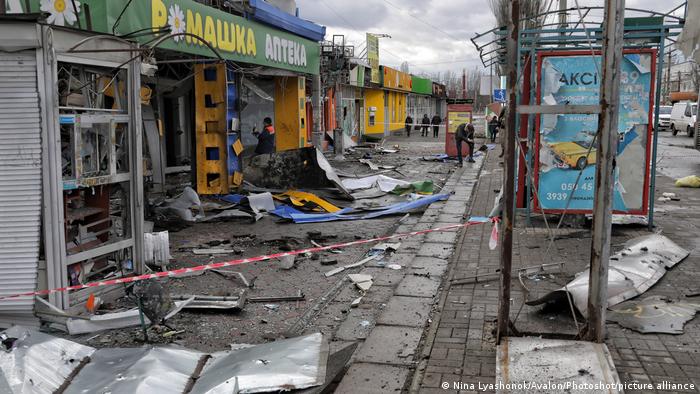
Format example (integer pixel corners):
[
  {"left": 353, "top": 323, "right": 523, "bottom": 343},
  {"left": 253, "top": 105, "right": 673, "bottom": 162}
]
[{"left": 253, "top": 117, "right": 275, "bottom": 155}]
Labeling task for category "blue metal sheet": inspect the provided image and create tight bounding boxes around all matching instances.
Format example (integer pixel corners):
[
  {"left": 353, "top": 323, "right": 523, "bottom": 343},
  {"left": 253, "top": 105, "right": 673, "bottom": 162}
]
[
  {"left": 249, "top": 0, "right": 326, "bottom": 42},
  {"left": 272, "top": 194, "right": 450, "bottom": 223}
]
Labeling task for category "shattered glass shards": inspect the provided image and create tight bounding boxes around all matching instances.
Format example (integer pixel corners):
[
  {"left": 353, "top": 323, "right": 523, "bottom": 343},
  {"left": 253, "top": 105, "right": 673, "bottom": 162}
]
[
  {"left": 526, "top": 234, "right": 689, "bottom": 317},
  {"left": 607, "top": 296, "right": 700, "bottom": 334}
]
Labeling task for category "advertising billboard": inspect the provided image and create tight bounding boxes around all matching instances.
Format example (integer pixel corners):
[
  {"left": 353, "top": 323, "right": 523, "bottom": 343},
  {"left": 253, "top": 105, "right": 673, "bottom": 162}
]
[
  {"left": 367, "top": 33, "right": 380, "bottom": 84},
  {"left": 534, "top": 50, "right": 656, "bottom": 215}
]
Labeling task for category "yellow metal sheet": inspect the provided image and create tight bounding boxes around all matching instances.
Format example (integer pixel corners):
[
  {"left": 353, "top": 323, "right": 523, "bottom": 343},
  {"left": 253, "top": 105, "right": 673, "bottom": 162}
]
[
  {"left": 232, "top": 139, "right": 244, "bottom": 156},
  {"left": 275, "top": 190, "right": 341, "bottom": 213}
]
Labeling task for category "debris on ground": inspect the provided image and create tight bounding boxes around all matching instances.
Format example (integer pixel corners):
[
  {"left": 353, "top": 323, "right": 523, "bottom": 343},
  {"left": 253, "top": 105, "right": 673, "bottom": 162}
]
[
  {"left": 0, "top": 327, "right": 329, "bottom": 394},
  {"left": 526, "top": 234, "right": 689, "bottom": 316},
  {"left": 192, "top": 248, "right": 234, "bottom": 255},
  {"left": 607, "top": 296, "right": 700, "bottom": 334},
  {"left": 143, "top": 231, "right": 171, "bottom": 270},
  {"left": 272, "top": 193, "right": 449, "bottom": 223},
  {"left": 675, "top": 175, "right": 700, "bottom": 188},
  {"left": 348, "top": 274, "right": 373, "bottom": 292},
  {"left": 248, "top": 290, "right": 305, "bottom": 303},
  {"left": 172, "top": 291, "right": 247, "bottom": 311}
]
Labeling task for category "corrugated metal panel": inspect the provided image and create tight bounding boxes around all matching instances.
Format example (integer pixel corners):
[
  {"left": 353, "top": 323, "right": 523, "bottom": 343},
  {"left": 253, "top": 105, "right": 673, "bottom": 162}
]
[{"left": 0, "top": 51, "right": 40, "bottom": 325}]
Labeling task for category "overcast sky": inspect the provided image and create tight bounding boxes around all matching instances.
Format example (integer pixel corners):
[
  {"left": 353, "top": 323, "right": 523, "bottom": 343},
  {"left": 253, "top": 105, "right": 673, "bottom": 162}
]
[{"left": 296, "top": 0, "right": 686, "bottom": 76}]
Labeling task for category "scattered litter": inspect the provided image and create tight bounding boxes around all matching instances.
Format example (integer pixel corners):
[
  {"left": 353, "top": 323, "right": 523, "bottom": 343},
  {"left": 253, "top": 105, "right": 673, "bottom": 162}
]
[
  {"left": 370, "top": 242, "right": 401, "bottom": 255},
  {"left": 675, "top": 175, "right": 700, "bottom": 188},
  {"left": 278, "top": 255, "right": 296, "bottom": 270},
  {"left": 662, "top": 192, "right": 677, "bottom": 198},
  {"left": 156, "top": 186, "right": 204, "bottom": 222},
  {"left": 65, "top": 298, "right": 193, "bottom": 335},
  {"left": 391, "top": 181, "right": 434, "bottom": 195},
  {"left": 263, "top": 304, "right": 280, "bottom": 311},
  {"left": 143, "top": 231, "right": 171, "bottom": 269},
  {"left": 348, "top": 274, "right": 373, "bottom": 292},
  {"left": 248, "top": 290, "right": 305, "bottom": 303},
  {"left": 359, "top": 158, "right": 379, "bottom": 171},
  {"left": 198, "top": 209, "right": 254, "bottom": 222},
  {"left": 172, "top": 291, "right": 246, "bottom": 311},
  {"left": 192, "top": 248, "right": 233, "bottom": 255},
  {"left": 243, "top": 147, "right": 352, "bottom": 198},
  {"left": 351, "top": 297, "right": 363, "bottom": 308},
  {"left": 386, "top": 264, "right": 403, "bottom": 270},
  {"left": 607, "top": 296, "right": 700, "bottom": 334},
  {"left": 273, "top": 193, "right": 449, "bottom": 223},
  {"left": 245, "top": 192, "right": 276, "bottom": 214},
  {"left": 325, "top": 255, "right": 379, "bottom": 277},
  {"left": 275, "top": 190, "right": 341, "bottom": 213},
  {"left": 527, "top": 234, "right": 689, "bottom": 317},
  {"left": 162, "top": 330, "right": 185, "bottom": 338},
  {"left": 358, "top": 320, "right": 370, "bottom": 328},
  {"left": 211, "top": 269, "right": 252, "bottom": 288},
  {"left": 321, "top": 259, "right": 338, "bottom": 266},
  {"left": 341, "top": 174, "right": 410, "bottom": 193}
]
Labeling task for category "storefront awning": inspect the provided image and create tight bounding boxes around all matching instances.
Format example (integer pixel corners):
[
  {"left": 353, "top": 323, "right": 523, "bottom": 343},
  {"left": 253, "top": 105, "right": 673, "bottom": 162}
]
[{"left": 249, "top": 0, "right": 325, "bottom": 42}]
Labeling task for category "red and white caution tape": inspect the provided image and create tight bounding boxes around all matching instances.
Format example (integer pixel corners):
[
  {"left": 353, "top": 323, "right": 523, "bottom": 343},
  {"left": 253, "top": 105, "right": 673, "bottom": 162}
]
[{"left": 0, "top": 219, "right": 496, "bottom": 301}]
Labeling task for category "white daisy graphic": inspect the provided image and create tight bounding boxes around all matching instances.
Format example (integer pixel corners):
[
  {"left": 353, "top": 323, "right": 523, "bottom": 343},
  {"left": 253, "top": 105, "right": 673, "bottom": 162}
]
[
  {"left": 40, "top": 0, "right": 81, "bottom": 26},
  {"left": 168, "top": 4, "right": 186, "bottom": 42}
]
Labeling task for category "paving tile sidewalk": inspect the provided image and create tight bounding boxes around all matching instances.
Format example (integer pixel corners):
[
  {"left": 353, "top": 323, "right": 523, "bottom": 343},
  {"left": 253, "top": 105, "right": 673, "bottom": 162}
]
[
  {"left": 415, "top": 149, "right": 700, "bottom": 393},
  {"left": 332, "top": 141, "right": 489, "bottom": 394}
]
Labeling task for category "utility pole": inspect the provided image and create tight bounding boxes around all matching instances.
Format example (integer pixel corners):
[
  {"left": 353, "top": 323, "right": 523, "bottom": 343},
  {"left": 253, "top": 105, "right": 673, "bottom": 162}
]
[
  {"left": 497, "top": 0, "right": 519, "bottom": 343},
  {"left": 586, "top": 0, "right": 625, "bottom": 343},
  {"left": 558, "top": 0, "right": 567, "bottom": 44},
  {"left": 312, "top": 74, "right": 323, "bottom": 149},
  {"left": 665, "top": 50, "right": 672, "bottom": 103}
]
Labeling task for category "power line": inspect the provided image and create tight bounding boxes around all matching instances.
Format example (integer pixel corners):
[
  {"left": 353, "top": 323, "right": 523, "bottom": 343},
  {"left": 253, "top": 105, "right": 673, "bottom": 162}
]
[{"left": 378, "top": 0, "right": 463, "bottom": 42}]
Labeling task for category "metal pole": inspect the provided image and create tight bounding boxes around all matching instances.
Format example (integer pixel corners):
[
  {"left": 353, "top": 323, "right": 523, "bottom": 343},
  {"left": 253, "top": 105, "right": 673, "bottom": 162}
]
[
  {"left": 559, "top": 0, "right": 568, "bottom": 42},
  {"left": 649, "top": 40, "right": 666, "bottom": 230},
  {"left": 586, "top": 0, "right": 625, "bottom": 343},
  {"left": 333, "top": 81, "right": 344, "bottom": 155},
  {"left": 312, "top": 73, "right": 323, "bottom": 149},
  {"left": 497, "top": 0, "right": 519, "bottom": 344},
  {"left": 665, "top": 50, "right": 672, "bottom": 103}
]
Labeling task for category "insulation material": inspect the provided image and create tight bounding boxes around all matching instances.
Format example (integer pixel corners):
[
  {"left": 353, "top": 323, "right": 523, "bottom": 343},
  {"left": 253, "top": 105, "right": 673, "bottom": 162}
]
[{"left": 143, "top": 231, "right": 171, "bottom": 268}]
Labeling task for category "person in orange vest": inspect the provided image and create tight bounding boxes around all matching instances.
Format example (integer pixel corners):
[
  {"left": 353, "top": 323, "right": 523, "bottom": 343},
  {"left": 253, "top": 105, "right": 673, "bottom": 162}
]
[{"left": 253, "top": 117, "right": 275, "bottom": 155}]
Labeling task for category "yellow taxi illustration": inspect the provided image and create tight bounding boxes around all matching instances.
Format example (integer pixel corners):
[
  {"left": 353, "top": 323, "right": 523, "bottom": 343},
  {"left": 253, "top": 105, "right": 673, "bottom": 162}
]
[{"left": 549, "top": 140, "right": 597, "bottom": 170}]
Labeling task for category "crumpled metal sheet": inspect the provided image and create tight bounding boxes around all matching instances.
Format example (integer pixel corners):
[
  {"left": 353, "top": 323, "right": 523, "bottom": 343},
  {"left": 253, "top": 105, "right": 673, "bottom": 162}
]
[
  {"left": 191, "top": 333, "right": 328, "bottom": 394},
  {"left": 64, "top": 347, "right": 205, "bottom": 394},
  {"left": 0, "top": 327, "right": 327, "bottom": 394},
  {"left": 526, "top": 234, "right": 689, "bottom": 317},
  {"left": 0, "top": 326, "right": 95, "bottom": 394},
  {"left": 496, "top": 337, "right": 622, "bottom": 394},
  {"left": 607, "top": 296, "right": 700, "bottom": 334}
]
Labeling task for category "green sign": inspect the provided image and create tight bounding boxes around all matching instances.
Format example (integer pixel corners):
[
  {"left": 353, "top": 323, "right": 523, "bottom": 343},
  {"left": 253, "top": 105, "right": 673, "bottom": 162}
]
[
  {"left": 411, "top": 76, "right": 432, "bottom": 95},
  {"left": 7, "top": 0, "right": 320, "bottom": 75}
]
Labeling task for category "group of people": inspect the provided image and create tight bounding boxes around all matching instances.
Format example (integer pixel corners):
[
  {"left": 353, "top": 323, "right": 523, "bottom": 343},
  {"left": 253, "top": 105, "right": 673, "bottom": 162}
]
[
  {"left": 252, "top": 111, "right": 504, "bottom": 167},
  {"left": 404, "top": 114, "right": 442, "bottom": 138}
]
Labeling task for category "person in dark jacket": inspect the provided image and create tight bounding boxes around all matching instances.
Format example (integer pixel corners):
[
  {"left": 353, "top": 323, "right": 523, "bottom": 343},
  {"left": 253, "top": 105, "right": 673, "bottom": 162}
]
[
  {"left": 488, "top": 115, "right": 500, "bottom": 143},
  {"left": 253, "top": 117, "right": 275, "bottom": 155},
  {"left": 431, "top": 114, "right": 442, "bottom": 138},
  {"left": 421, "top": 114, "right": 430, "bottom": 137},
  {"left": 455, "top": 123, "right": 475, "bottom": 166},
  {"left": 405, "top": 115, "right": 413, "bottom": 137}
]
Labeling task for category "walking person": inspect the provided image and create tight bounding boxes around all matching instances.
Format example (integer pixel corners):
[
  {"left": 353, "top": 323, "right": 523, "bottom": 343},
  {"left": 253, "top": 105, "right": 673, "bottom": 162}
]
[
  {"left": 455, "top": 122, "right": 475, "bottom": 166},
  {"left": 405, "top": 115, "right": 413, "bottom": 137},
  {"left": 431, "top": 114, "right": 442, "bottom": 138},
  {"left": 421, "top": 114, "right": 430, "bottom": 137},
  {"left": 488, "top": 115, "right": 500, "bottom": 143}
]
